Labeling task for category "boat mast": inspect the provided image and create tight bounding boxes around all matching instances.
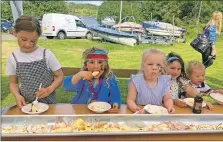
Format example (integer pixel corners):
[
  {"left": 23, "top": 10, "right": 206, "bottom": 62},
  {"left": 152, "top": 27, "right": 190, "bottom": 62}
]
[
  {"left": 119, "top": 0, "right": 123, "bottom": 23},
  {"left": 172, "top": 15, "right": 175, "bottom": 40},
  {"left": 196, "top": 1, "right": 203, "bottom": 34}
]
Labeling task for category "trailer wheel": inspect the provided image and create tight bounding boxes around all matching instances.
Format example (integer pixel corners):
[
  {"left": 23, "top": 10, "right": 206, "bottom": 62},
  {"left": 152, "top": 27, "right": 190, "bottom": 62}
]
[{"left": 57, "top": 31, "right": 66, "bottom": 40}]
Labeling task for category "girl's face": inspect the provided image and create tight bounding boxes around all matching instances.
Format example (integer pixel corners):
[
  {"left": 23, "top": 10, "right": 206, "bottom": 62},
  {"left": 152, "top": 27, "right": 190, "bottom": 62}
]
[
  {"left": 143, "top": 53, "right": 164, "bottom": 80},
  {"left": 167, "top": 60, "right": 182, "bottom": 80},
  {"left": 189, "top": 67, "right": 205, "bottom": 86},
  {"left": 86, "top": 59, "right": 106, "bottom": 79},
  {"left": 14, "top": 31, "right": 39, "bottom": 53}
]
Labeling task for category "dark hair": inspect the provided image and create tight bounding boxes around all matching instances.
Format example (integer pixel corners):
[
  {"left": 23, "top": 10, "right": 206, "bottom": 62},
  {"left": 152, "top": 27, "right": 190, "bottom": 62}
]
[
  {"left": 14, "top": 16, "right": 42, "bottom": 36},
  {"left": 166, "top": 52, "right": 187, "bottom": 80}
]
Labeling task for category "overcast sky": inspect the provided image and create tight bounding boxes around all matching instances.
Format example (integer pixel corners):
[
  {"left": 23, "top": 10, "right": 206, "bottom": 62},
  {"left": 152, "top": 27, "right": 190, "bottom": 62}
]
[{"left": 69, "top": 1, "right": 103, "bottom": 6}]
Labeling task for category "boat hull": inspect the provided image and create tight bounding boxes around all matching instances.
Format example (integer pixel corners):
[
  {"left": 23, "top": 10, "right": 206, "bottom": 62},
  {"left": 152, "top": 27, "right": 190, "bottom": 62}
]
[
  {"left": 143, "top": 21, "right": 186, "bottom": 37},
  {"left": 145, "top": 28, "right": 183, "bottom": 37},
  {"left": 91, "top": 30, "right": 137, "bottom": 46},
  {"left": 113, "top": 22, "right": 144, "bottom": 33},
  {"left": 88, "top": 26, "right": 137, "bottom": 46}
]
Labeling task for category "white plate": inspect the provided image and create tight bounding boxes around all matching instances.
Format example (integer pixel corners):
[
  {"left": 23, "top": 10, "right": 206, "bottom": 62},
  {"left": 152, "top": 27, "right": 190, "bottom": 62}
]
[
  {"left": 184, "top": 98, "right": 206, "bottom": 107},
  {"left": 88, "top": 101, "right": 111, "bottom": 113},
  {"left": 144, "top": 104, "right": 168, "bottom": 114},
  {"left": 210, "top": 93, "right": 223, "bottom": 105},
  {"left": 21, "top": 102, "right": 49, "bottom": 115}
]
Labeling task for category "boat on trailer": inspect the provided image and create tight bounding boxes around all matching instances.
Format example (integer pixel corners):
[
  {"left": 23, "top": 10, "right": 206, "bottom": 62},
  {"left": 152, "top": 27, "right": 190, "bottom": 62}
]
[
  {"left": 142, "top": 21, "right": 186, "bottom": 37},
  {"left": 87, "top": 25, "right": 138, "bottom": 46},
  {"left": 113, "top": 16, "right": 144, "bottom": 33}
]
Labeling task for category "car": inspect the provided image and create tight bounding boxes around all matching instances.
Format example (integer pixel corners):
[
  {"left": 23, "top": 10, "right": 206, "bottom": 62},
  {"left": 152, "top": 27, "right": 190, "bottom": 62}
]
[
  {"left": 1, "top": 19, "right": 13, "bottom": 33},
  {"left": 42, "top": 13, "right": 92, "bottom": 40}
]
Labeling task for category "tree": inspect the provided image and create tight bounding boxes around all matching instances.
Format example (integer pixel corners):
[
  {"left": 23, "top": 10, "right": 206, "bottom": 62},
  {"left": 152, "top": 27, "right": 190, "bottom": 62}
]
[{"left": 1, "top": 1, "right": 13, "bottom": 20}]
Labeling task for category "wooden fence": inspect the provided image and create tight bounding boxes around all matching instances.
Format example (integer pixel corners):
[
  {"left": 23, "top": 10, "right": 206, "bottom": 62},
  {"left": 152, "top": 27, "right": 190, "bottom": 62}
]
[{"left": 62, "top": 67, "right": 139, "bottom": 78}]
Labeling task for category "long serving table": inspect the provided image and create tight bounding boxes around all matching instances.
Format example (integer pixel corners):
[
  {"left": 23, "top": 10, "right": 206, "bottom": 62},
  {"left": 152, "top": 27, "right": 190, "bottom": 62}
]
[{"left": 1, "top": 104, "right": 223, "bottom": 141}]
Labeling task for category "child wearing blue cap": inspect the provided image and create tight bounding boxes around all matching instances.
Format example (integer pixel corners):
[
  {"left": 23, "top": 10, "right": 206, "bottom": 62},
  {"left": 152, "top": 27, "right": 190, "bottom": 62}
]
[{"left": 63, "top": 47, "right": 121, "bottom": 113}]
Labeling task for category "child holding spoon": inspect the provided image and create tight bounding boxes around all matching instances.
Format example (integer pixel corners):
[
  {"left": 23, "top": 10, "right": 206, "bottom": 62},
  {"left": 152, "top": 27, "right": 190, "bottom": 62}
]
[
  {"left": 63, "top": 47, "right": 121, "bottom": 113},
  {"left": 6, "top": 16, "right": 64, "bottom": 108}
]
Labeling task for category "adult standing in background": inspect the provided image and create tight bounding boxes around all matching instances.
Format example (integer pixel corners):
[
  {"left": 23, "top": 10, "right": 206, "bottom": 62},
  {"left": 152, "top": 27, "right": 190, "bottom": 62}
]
[
  {"left": 10, "top": 1, "right": 23, "bottom": 24},
  {"left": 202, "top": 11, "right": 222, "bottom": 68}
]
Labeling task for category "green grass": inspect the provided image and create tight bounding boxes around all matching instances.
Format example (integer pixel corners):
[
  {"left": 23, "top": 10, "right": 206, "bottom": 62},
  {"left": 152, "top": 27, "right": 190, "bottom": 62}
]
[{"left": 2, "top": 36, "right": 223, "bottom": 107}]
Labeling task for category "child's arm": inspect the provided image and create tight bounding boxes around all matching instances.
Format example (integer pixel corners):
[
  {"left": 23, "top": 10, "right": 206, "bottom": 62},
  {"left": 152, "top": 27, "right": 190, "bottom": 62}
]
[
  {"left": 37, "top": 69, "right": 64, "bottom": 99},
  {"left": 9, "top": 75, "right": 26, "bottom": 108},
  {"left": 173, "top": 99, "right": 187, "bottom": 108},
  {"left": 214, "top": 90, "right": 223, "bottom": 94},
  {"left": 127, "top": 81, "right": 141, "bottom": 112},
  {"left": 184, "top": 84, "right": 198, "bottom": 98},
  {"left": 205, "top": 101, "right": 213, "bottom": 110},
  {"left": 163, "top": 92, "right": 175, "bottom": 113},
  {"left": 72, "top": 71, "right": 93, "bottom": 84}
]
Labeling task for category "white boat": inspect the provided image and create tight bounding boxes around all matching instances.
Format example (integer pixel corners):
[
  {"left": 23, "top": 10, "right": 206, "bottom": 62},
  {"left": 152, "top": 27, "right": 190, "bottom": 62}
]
[
  {"left": 113, "top": 22, "right": 144, "bottom": 33},
  {"left": 101, "top": 17, "right": 116, "bottom": 26},
  {"left": 142, "top": 21, "right": 186, "bottom": 37},
  {"left": 88, "top": 25, "right": 137, "bottom": 46},
  {"left": 113, "top": 16, "right": 144, "bottom": 33}
]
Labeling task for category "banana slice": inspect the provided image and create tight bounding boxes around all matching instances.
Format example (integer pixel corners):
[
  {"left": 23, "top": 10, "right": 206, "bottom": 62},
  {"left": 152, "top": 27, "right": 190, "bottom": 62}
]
[
  {"left": 31, "top": 104, "right": 38, "bottom": 112},
  {"left": 92, "top": 71, "right": 100, "bottom": 77}
]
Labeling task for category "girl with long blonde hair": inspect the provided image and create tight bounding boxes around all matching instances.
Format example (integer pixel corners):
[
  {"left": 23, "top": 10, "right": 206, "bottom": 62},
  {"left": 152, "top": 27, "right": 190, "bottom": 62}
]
[
  {"left": 63, "top": 47, "right": 121, "bottom": 113},
  {"left": 202, "top": 11, "right": 222, "bottom": 68}
]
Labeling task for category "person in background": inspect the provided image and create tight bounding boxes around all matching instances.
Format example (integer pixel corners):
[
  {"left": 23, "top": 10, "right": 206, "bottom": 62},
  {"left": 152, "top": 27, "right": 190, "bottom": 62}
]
[
  {"left": 185, "top": 61, "right": 213, "bottom": 110},
  {"left": 63, "top": 47, "right": 121, "bottom": 113},
  {"left": 166, "top": 52, "right": 188, "bottom": 107},
  {"left": 6, "top": 16, "right": 64, "bottom": 108},
  {"left": 127, "top": 48, "right": 175, "bottom": 114},
  {"left": 202, "top": 11, "right": 222, "bottom": 68}
]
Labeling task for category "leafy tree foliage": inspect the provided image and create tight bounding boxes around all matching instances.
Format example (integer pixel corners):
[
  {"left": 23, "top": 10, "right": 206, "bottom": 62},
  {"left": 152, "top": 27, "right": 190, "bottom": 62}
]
[{"left": 1, "top": 0, "right": 223, "bottom": 34}]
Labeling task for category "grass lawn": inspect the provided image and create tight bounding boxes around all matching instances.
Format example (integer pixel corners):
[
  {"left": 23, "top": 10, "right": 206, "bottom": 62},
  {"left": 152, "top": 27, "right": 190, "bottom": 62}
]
[{"left": 2, "top": 36, "right": 223, "bottom": 107}]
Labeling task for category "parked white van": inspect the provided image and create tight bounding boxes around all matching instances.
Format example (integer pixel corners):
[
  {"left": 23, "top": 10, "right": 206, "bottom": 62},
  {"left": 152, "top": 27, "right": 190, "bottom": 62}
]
[{"left": 42, "top": 13, "right": 93, "bottom": 39}]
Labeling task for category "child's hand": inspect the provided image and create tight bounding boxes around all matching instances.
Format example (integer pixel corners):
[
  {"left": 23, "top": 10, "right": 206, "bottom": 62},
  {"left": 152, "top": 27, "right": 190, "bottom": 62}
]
[
  {"left": 79, "top": 71, "right": 93, "bottom": 80},
  {"left": 134, "top": 106, "right": 142, "bottom": 112},
  {"left": 36, "top": 87, "right": 53, "bottom": 99},
  {"left": 174, "top": 99, "right": 187, "bottom": 108},
  {"left": 167, "top": 106, "right": 175, "bottom": 114},
  {"left": 205, "top": 102, "right": 214, "bottom": 111},
  {"left": 214, "top": 90, "right": 223, "bottom": 94},
  {"left": 15, "top": 95, "right": 26, "bottom": 108},
  {"left": 134, "top": 109, "right": 145, "bottom": 114},
  {"left": 184, "top": 85, "right": 198, "bottom": 97},
  {"left": 109, "top": 103, "right": 119, "bottom": 113}
]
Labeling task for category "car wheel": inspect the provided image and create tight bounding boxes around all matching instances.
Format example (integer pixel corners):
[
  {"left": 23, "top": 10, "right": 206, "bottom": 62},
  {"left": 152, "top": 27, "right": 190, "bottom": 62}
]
[
  {"left": 57, "top": 32, "right": 66, "bottom": 40},
  {"left": 86, "top": 32, "right": 93, "bottom": 40}
]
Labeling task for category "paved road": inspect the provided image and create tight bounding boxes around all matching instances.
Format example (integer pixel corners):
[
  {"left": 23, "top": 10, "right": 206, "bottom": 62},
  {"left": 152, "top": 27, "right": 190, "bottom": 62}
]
[{"left": 1, "top": 34, "right": 46, "bottom": 40}]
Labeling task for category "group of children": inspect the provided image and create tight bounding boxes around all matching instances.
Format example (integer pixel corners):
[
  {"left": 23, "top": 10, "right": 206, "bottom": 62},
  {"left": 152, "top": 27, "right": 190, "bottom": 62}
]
[{"left": 6, "top": 16, "right": 223, "bottom": 113}]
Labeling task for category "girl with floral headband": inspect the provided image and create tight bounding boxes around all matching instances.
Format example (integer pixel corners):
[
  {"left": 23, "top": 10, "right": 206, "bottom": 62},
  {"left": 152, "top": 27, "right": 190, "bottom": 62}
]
[{"left": 63, "top": 47, "right": 121, "bottom": 113}]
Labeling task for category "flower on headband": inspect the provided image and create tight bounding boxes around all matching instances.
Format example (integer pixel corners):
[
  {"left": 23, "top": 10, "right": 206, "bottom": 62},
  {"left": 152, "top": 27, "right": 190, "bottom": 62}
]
[{"left": 87, "top": 50, "right": 109, "bottom": 60}]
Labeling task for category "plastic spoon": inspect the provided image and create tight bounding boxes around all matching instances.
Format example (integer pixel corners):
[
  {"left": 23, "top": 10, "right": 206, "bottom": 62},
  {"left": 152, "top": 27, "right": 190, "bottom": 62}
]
[{"left": 33, "top": 83, "right": 42, "bottom": 104}]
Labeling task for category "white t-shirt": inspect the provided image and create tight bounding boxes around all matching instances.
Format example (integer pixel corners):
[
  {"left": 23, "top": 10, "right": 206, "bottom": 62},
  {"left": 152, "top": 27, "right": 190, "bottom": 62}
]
[{"left": 6, "top": 46, "right": 62, "bottom": 75}]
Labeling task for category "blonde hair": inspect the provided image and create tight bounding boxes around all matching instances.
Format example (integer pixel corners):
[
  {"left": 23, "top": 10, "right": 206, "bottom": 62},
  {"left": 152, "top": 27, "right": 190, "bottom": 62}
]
[
  {"left": 81, "top": 46, "right": 112, "bottom": 82},
  {"left": 186, "top": 61, "right": 205, "bottom": 78},
  {"left": 211, "top": 11, "right": 222, "bottom": 34},
  {"left": 139, "top": 48, "right": 166, "bottom": 74}
]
